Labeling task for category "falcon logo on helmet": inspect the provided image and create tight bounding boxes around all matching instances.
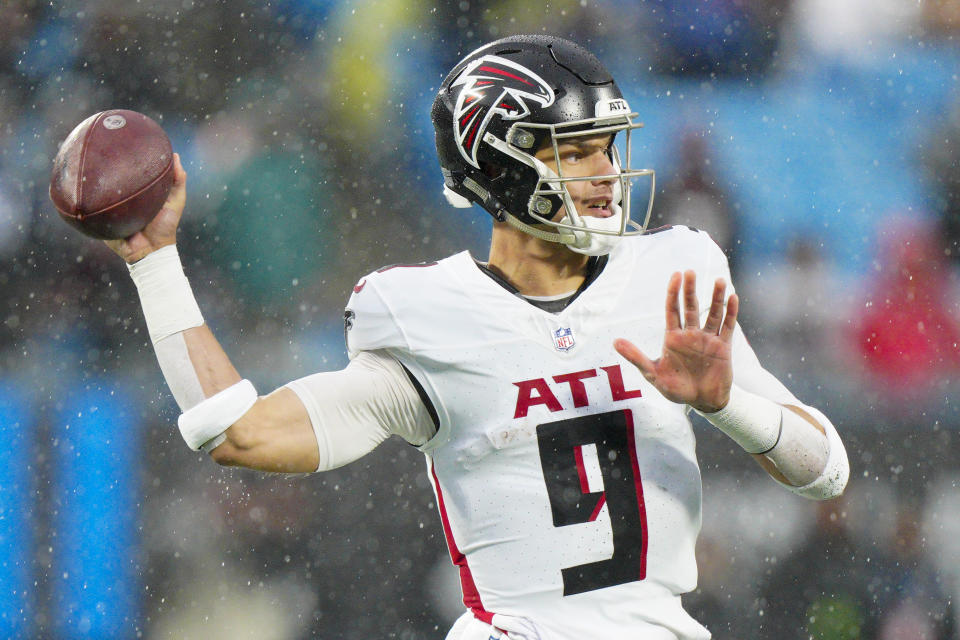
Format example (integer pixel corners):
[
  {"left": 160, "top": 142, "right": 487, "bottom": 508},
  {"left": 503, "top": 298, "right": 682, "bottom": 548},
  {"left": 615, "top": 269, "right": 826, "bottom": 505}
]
[{"left": 451, "top": 55, "right": 555, "bottom": 169}]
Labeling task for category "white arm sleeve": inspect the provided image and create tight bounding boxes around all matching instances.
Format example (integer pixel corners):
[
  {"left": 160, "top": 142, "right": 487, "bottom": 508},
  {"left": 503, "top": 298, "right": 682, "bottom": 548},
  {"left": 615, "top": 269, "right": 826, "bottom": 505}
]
[{"left": 285, "top": 350, "right": 437, "bottom": 472}]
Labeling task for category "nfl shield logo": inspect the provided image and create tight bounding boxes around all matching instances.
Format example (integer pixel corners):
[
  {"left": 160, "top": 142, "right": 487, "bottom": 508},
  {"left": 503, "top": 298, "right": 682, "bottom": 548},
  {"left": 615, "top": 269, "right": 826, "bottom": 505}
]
[{"left": 552, "top": 327, "right": 576, "bottom": 352}]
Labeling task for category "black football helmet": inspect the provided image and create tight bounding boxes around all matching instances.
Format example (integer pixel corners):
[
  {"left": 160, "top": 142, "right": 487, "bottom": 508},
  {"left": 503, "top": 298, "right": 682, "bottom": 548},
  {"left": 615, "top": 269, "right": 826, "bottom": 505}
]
[{"left": 431, "top": 35, "right": 654, "bottom": 255}]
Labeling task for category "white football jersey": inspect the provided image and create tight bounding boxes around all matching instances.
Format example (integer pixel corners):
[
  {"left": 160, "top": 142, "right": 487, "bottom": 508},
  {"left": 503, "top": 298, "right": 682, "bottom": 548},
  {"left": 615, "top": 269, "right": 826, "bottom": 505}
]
[{"left": 345, "top": 227, "right": 800, "bottom": 640}]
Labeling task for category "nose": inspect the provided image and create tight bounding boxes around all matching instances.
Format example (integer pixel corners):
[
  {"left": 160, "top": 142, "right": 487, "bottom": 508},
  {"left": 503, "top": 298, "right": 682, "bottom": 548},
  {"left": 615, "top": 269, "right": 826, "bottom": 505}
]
[{"left": 591, "top": 151, "right": 617, "bottom": 184}]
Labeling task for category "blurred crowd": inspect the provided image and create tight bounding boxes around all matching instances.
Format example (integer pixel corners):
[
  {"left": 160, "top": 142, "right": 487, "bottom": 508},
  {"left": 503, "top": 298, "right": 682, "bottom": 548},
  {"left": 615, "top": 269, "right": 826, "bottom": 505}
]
[{"left": 4, "top": 0, "right": 960, "bottom": 638}]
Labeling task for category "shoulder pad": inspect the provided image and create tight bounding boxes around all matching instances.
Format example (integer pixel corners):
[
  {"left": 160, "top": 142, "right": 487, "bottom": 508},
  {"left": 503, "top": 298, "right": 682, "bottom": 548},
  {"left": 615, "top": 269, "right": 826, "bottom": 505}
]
[
  {"left": 343, "top": 261, "right": 443, "bottom": 358},
  {"left": 344, "top": 271, "right": 402, "bottom": 358}
]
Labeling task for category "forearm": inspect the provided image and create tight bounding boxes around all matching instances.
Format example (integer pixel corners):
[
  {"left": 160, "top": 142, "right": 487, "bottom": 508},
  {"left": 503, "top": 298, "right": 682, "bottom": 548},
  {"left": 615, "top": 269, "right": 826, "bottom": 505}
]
[
  {"left": 129, "top": 245, "right": 255, "bottom": 454},
  {"left": 697, "top": 385, "right": 848, "bottom": 499},
  {"left": 180, "top": 325, "right": 243, "bottom": 398},
  {"left": 153, "top": 328, "right": 240, "bottom": 411},
  {"left": 129, "top": 245, "right": 241, "bottom": 409},
  {"left": 707, "top": 325, "right": 849, "bottom": 499},
  {"left": 127, "top": 246, "right": 412, "bottom": 474},
  {"left": 750, "top": 403, "right": 829, "bottom": 486},
  {"left": 112, "top": 159, "right": 316, "bottom": 467}
]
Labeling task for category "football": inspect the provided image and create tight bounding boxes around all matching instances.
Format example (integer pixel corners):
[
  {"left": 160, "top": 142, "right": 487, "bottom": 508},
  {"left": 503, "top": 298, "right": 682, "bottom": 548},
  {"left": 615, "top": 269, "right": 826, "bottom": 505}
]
[{"left": 49, "top": 109, "right": 174, "bottom": 240}]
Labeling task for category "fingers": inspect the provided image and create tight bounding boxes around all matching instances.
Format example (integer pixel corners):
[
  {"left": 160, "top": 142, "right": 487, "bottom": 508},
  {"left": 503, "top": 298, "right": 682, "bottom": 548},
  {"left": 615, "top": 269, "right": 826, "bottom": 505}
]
[
  {"left": 668, "top": 271, "right": 738, "bottom": 338},
  {"left": 613, "top": 338, "right": 657, "bottom": 381},
  {"left": 166, "top": 152, "right": 187, "bottom": 209},
  {"left": 152, "top": 153, "right": 187, "bottom": 229},
  {"left": 665, "top": 271, "right": 682, "bottom": 330},
  {"left": 667, "top": 270, "right": 702, "bottom": 330},
  {"left": 720, "top": 293, "right": 739, "bottom": 341},
  {"left": 702, "top": 278, "right": 727, "bottom": 335},
  {"left": 173, "top": 152, "right": 186, "bottom": 181},
  {"left": 682, "top": 270, "right": 699, "bottom": 329}
]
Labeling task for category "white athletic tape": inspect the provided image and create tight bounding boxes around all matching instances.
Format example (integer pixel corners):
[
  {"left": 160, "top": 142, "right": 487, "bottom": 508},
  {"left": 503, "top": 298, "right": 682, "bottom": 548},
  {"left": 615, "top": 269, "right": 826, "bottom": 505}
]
[
  {"left": 695, "top": 384, "right": 782, "bottom": 454},
  {"left": 154, "top": 332, "right": 206, "bottom": 411},
  {"left": 178, "top": 379, "right": 258, "bottom": 451},
  {"left": 128, "top": 244, "right": 204, "bottom": 343},
  {"left": 781, "top": 405, "right": 849, "bottom": 500},
  {"left": 763, "top": 406, "right": 830, "bottom": 487}
]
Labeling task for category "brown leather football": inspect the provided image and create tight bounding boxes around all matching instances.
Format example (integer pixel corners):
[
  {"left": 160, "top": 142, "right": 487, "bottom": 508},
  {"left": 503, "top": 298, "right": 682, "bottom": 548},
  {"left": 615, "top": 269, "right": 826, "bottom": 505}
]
[{"left": 49, "top": 109, "right": 174, "bottom": 240}]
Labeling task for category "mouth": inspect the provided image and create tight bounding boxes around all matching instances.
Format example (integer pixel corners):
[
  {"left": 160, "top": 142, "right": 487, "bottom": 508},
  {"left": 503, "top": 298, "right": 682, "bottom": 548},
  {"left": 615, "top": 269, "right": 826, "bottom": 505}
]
[{"left": 583, "top": 197, "right": 613, "bottom": 218}]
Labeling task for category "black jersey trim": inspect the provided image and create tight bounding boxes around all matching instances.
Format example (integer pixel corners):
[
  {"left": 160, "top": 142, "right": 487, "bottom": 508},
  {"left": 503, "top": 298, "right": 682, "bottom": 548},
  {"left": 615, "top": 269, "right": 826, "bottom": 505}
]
[
  {"left": 473, "top": 255, "right": 608, "bottom": 313},
  {"left": 474, "top": 261, "right": 523, "bottom": 297},
  {"left": 401, "top": 364, "right": 440, "bottom": 431},
  {"left": 644, "top": 224, "right": 700, "bottom": 235},
  {"left": 376, "top": 261, "right": 439, "bottom": 273}
]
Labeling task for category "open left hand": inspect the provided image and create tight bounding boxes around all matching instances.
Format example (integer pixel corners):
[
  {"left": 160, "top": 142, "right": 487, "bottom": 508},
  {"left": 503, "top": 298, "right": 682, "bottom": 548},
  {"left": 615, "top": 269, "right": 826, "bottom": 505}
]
[{"left": 614, "top": 270, "right": 738, "bottom": 413}]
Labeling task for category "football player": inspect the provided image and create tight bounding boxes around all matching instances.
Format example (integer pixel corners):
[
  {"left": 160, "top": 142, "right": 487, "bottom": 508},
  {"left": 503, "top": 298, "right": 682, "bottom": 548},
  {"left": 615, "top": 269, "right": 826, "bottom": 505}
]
[{"left": 109, "top": 35, "right": 848, "bottom": 640}]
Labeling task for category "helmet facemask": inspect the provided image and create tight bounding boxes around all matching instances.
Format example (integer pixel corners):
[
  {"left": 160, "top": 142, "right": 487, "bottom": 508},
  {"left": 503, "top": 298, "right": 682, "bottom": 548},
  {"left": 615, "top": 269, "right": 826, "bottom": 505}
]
[{"left": 484, "top": 110, "right": 655, "bottom": 256}]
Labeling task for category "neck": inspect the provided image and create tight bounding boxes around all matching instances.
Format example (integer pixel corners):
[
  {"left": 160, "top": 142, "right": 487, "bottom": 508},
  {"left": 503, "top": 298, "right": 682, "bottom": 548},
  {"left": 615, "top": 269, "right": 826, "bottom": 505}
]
[{"left": 486, "top": 223, "right": 590, "bottom": 296}]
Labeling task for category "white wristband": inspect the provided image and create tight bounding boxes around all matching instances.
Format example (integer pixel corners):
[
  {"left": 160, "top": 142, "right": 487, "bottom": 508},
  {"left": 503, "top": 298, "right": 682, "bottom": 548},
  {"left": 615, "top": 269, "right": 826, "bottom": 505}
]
[
  {"left": 128, "top": 245, "right": 204, "bottom": 343},
  {"left": 695, "top": 385, "right": 782, "bottom": 454},
  {"left": 178, "top": 379, "right": 258, "bottom": 451}
]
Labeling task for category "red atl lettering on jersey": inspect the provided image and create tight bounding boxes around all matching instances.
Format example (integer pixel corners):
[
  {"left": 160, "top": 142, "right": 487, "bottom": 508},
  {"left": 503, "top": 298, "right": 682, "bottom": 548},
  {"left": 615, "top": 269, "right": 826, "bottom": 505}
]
[
  {"left": 552, "top": 369, "right": 598, "bottom": 408},
  {"left": 601, "top": 365, "right": 644, "bottom": 401},
  {"left": 512, "top": 379, "right": 563, "bottom": 418},
  {"left": 513, "top": 364, "right": 643, "bottom": 418}
]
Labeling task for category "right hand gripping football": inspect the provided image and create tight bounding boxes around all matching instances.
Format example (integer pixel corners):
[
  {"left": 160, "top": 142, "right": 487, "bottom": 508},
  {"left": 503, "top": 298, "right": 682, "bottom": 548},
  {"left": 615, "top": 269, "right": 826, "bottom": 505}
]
[{"left": 105, "top": 153, "right": 187, "bottom": 264}]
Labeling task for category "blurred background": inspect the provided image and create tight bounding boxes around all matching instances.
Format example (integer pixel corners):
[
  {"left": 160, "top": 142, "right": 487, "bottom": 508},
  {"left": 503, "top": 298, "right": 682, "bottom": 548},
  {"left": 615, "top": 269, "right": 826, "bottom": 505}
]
[{"left": 2, "top": 0, "right": 960, "bottom": 638}]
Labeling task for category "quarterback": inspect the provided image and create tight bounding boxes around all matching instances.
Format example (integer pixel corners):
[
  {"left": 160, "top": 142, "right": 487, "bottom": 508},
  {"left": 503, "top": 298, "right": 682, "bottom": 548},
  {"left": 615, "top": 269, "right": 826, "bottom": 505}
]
[{"left": 109, "top": 36, "right": 848, "bottom": 640}]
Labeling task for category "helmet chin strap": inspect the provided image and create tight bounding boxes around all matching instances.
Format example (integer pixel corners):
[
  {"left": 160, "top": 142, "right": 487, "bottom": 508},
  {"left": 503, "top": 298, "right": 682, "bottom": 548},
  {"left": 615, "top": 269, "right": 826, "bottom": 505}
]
[
  {"left": 503, "top": 212, "right": 577, "bottom": 245},
  {"left": 503, "top": 191, "right": 625, "bottom": 257},
  {"left": 560, "top": 207, "right": 623, "bottom": 256},
  {"left": 559, "top": 177, "right": 624, "bottom": 256}
]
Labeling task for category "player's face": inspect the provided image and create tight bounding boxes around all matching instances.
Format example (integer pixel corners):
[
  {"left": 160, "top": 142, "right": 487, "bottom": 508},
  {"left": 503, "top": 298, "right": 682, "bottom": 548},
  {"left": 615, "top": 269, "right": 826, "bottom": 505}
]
[{"left": 534, "top": 134, "right": 617, "bottom": 220}]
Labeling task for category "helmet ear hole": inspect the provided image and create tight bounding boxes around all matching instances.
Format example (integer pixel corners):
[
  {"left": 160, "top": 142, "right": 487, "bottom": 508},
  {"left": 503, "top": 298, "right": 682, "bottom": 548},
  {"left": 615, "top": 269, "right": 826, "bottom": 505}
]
[{"left": 481, "top": 162, "right": 506, "bottom": 180}]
